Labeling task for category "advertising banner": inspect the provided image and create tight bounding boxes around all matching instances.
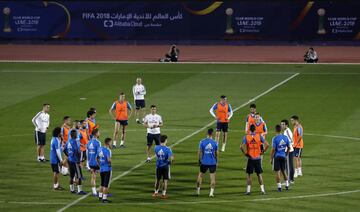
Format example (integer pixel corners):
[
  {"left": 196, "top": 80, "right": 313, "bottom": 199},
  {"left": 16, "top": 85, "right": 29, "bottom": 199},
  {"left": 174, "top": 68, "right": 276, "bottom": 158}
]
[{"left": 0, "top": 1, "right": 359, "bottom": 41}]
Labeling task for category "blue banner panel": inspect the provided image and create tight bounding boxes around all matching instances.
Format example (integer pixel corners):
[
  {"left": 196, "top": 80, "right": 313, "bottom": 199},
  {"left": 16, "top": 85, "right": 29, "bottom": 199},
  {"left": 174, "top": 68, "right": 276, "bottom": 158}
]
[{"left": 0, "top": 1, "right": 359, "bottom": 41}]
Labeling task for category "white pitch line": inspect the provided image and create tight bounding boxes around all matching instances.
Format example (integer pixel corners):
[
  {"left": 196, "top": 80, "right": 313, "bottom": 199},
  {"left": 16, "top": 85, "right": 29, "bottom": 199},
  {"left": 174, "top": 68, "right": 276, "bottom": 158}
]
[
  {"left": 304, "top": 133, "right": 360, "bottom": 141},
  {"left": 6, "top": 189, "right": 360, "bottom": 206},
  {"left": 0, "top": 60, "right": 360, "bottom": 65},
  {"left": 2, "top": 69, "right": 359, "bottom": 75},
  {"left": 56, "top": 72, "right": 299, "bottom": 212}
]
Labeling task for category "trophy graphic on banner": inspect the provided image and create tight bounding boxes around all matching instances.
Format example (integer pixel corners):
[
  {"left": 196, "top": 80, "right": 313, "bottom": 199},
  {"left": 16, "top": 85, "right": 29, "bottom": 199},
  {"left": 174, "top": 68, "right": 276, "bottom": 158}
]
[
  {"left": 225, "top": 8, "right": 234, "bottom": 34},
  {"left": 317, "top": 8, "right": 326, "bottom": 35},
  {"left": 3, "top": 7, "right": 11, "bottom": 32}
]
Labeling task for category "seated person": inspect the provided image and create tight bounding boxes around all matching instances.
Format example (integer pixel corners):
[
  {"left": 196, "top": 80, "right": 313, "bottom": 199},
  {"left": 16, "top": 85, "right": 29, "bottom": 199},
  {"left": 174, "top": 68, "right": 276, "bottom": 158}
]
[
  {"left": 304, "top": 47, "right": 318, "bottom": 63},
  {"left": 159, "top": 45, "right": 180, "bottom": 62}
]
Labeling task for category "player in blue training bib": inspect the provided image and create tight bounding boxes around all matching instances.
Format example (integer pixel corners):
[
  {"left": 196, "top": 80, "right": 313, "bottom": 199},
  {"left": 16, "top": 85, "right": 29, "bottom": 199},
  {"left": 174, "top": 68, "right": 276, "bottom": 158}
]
[
  {"left": 270, "top": 124, "right": 291, "bottom": 192},
  {"left": 153, "top": 135, "right": 173, "bottom": 199},
  {"left": 98, "top": 137, "right": 112, "bottom": 203},
  {"left": 64, "top": 130, "right": 86, "bottom": 195},
  {"left": 196, "top": 128, "right": 218, "bottom": 197},
  {"left": 49, "top": 127, "right": 64, "bottom": 190},
  {"left": 86, "top": 128, "right": 101, "bottom": 196}
]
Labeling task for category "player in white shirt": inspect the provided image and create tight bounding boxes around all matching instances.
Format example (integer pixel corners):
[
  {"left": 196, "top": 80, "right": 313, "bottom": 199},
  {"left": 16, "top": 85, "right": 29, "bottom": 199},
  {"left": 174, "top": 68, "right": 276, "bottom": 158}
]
[
  {"left": 143, "top": 105, "right": 163, "bottom": 162},
  {"left": 32, "top": 103, "right": 50, "bottom": 162},
  {"left": 133, "top": 78, "right": 147, "bottom": 124},
  {"left": 281, "top": 119, "right": 295, "bottom": 183}
]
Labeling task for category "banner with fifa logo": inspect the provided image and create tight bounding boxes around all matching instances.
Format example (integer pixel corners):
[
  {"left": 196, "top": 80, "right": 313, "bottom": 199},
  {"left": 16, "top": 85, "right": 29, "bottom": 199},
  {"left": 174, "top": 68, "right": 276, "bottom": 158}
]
[{"left": 0, "top": 1, "right": 359, "bottom": 41}]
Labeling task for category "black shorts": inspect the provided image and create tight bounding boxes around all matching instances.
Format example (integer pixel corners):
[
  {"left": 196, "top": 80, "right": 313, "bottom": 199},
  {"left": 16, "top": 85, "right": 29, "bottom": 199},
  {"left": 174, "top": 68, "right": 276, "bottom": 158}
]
[
  {"left": 100, "top": 171, "right": 112, "bottom": 187},
  {"left": 116, "top": 120, "right": 128, "bottom": 126},
  {"left": 34, "top": 131, "right": 46, "bottom": 146},
  {"left": 90, "top": 165, "right": 100, "bottom": 171},
  {"left": 200, "top": 164, "right": 217, "bottom": 174},
  {"left": 156, "top": 166, "right": 170, "bottom": 180},
  {"left": 294, "top": 148, "right": 303, "bottom": 157},
  {"left": 51, "top": 163, "right": 60, "bottom": 173},
  {"left": 135, "top": 100, "right": 146, "bottom": 109},
  {"left": 273, "top": 157, "right": 286, "bottom": 172},
  {"left": 80, "top": 151, "right": 86, "bottom": 162},
  {"left": 147, "top": 133, "right": 160, "bottom": 146},
  {"left": 246, "top": 159, "right": 263, "bottom": 174},
  {"left": 69, "top": 161, "right": 83, "bottom": 180},
  {"left": 216, "top": 122, "right": 228, "bottom": 132}
]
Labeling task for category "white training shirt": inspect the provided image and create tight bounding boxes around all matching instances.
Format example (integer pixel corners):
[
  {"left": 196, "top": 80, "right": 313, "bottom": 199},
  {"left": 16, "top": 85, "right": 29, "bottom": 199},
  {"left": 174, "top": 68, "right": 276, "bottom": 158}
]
[
  {"left": 309, "top": 51, "right": 318, "bottom": 60},
  {"left": 32, "top": 111, "right": 50, "bottom": 133},
  {"left": 133, "top": 84, "right": 146, "bottom": 100},
  {"left": 144, "top": 114, "right": 162, "bottom": 134},
  {"left": 283, "top": 127, "right": 294, "bottom": 152}
]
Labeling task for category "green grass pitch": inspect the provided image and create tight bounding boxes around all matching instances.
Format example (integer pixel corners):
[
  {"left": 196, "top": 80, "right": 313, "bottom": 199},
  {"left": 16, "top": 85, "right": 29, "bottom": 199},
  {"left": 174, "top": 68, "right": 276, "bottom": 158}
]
[{"left": 0, "top": 62, "right": 359, "bottom": 212}]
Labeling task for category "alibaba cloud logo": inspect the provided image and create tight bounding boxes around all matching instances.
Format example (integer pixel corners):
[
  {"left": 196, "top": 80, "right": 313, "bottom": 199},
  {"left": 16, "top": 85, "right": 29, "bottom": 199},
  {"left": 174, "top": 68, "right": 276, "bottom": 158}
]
[{"left": 104, "top": 20, "right": 114, "bottom": 28}]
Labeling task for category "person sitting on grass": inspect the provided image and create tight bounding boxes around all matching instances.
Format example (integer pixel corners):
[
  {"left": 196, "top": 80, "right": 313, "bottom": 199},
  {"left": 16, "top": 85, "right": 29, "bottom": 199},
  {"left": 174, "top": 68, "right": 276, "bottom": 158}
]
[{"left": 304, "top": 47, "right": 318, "bottom": 63}]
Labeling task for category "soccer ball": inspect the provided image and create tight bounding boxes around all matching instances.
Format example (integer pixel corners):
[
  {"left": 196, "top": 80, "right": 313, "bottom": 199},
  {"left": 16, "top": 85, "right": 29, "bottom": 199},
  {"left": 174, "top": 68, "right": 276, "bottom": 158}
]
[{"left": 61, "top": 166, "right": 69, "bottom": 176}]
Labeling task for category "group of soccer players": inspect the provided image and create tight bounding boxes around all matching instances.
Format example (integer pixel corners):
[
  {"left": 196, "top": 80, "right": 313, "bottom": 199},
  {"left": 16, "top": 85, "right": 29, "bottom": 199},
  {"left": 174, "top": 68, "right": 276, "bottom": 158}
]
[
  {"left": 40, "top": 77, "right": 168, "bottom": 202},
  {"left": 32, "top": 77, "right": 304, "bottom": 202},
  {"left": 209, "top": 98, "right": 304, "bottom": 196},
  {"left": 46, "top": 107, "right": 113, "bottom": 203}
]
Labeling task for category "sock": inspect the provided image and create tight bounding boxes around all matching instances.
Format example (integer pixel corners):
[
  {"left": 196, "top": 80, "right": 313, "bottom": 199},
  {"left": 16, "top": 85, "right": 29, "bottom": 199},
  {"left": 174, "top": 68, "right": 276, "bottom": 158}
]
[
  {"left": 222, "top": 143, "right": 226, "bottom": 151},
  {"left": 92, "top": 187, "right": 97, "bottom": 194},
  {"left": 41, "top": 156, "right": 45, "bottom": 160},
  {"left": 154, "top": 189, "right": 159, "bottom": 194},
  {"left": 136, "top": 118, "right": 139, "bottom": 122},
  {"left": 77, "top": 185, "right": 82, "bottom": 192},
  {"left": 277, "top": 183, "right": 282, "bottom": 189},
  {"left": 103, "top": 194, "right": 107, "bottom": 200},
  {"left": 120, "top": 140, "right": 124, "bottom": 146},
  {"left": 99, "top": 192, "right": 103, "bottom": 198},
  {"left": 285, "top": 180, "right": 289, "bottom": 187},
  {"left": 70, "top": 184, "right": 74, "bottom": 192},
  {"left": 162, "top": 190, "right": 166, "bottom": 196},
  {"left": 37, "top": 156, "right": 40, "bottom": 160},
  {"left": 54, "top": 183, "right": 58, "bottom": 188},
  {"left": 113, "top": 141, "right": 117, "bottom": 146},
  {"left": 210, "top": 188, "right": 214, "bottom": 196},
  {"left": 299, "top": 167, "right": 302, "bottom": 173},
  {"left": 196, "top": 187, "right": 200, "bottom": 194},
  {"left": 260, "top": 185, "right": 265, "bottom": 192},
  {"left": 246, "top": 185, "right": 251, "bottom": 193}
]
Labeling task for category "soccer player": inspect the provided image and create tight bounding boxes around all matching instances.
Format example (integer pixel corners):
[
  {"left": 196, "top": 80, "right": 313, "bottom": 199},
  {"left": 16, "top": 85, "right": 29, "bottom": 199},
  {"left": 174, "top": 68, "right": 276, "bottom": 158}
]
[
  {"left": 86, "top": 110, "right": 98, "bottom": 139},
  {"left": 109, "top": 92, "right": 132, "bottom": 148},
  {"left": 143, "top": 105, "right": 163, "bottom": 162},
  {"left": 209, "top": 95, "right": 233, "bottom": 152},
  {"left": 254, "top": 113, "right": 267, "bottom": 138},
  {"left": 196, "top": 128, "right": 218, "bottom": 197},
  {"left": 291, "top": 115, "right": 304, "bottom": 177},
  {"left": 245, "top": 103, "right": 257, "bottom": 134},
  {"left": 64, "top": 130, "right": 86, "bottom": 195},
  {"left": 98, "top": 137, "right": 113, "bottom": 203},
  {"left": 281, "top": 119, "right": 295, "bottom": 183},
  {"left": 32, "top": 103, "right": 50, "bottom": 162},
  {"left": 79, "top": 120, "right": 89, "bottom": 168},
  {"left": 49, "top": 127, "right": 64, "bottom": 190},
  {"left": 60, "top": 116, "right": 71, "bottom": 175},
  {"left": 61, "top": 116, "right": 71, "bottom": 144},
  {"left": 153, "top": 135, "right": 173, "bottom": 198},
  {"left": 240, "top": 124, "right": 268, "bottom": 195},
  {"left": 270, "top": 125, "right": 291, "bottom": 191},
  {"left": 133, "top": 77, "right": 147, "bottom": 124},
  {"left": 87, "top": 129, "right": 101, "bottom": 196}
]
